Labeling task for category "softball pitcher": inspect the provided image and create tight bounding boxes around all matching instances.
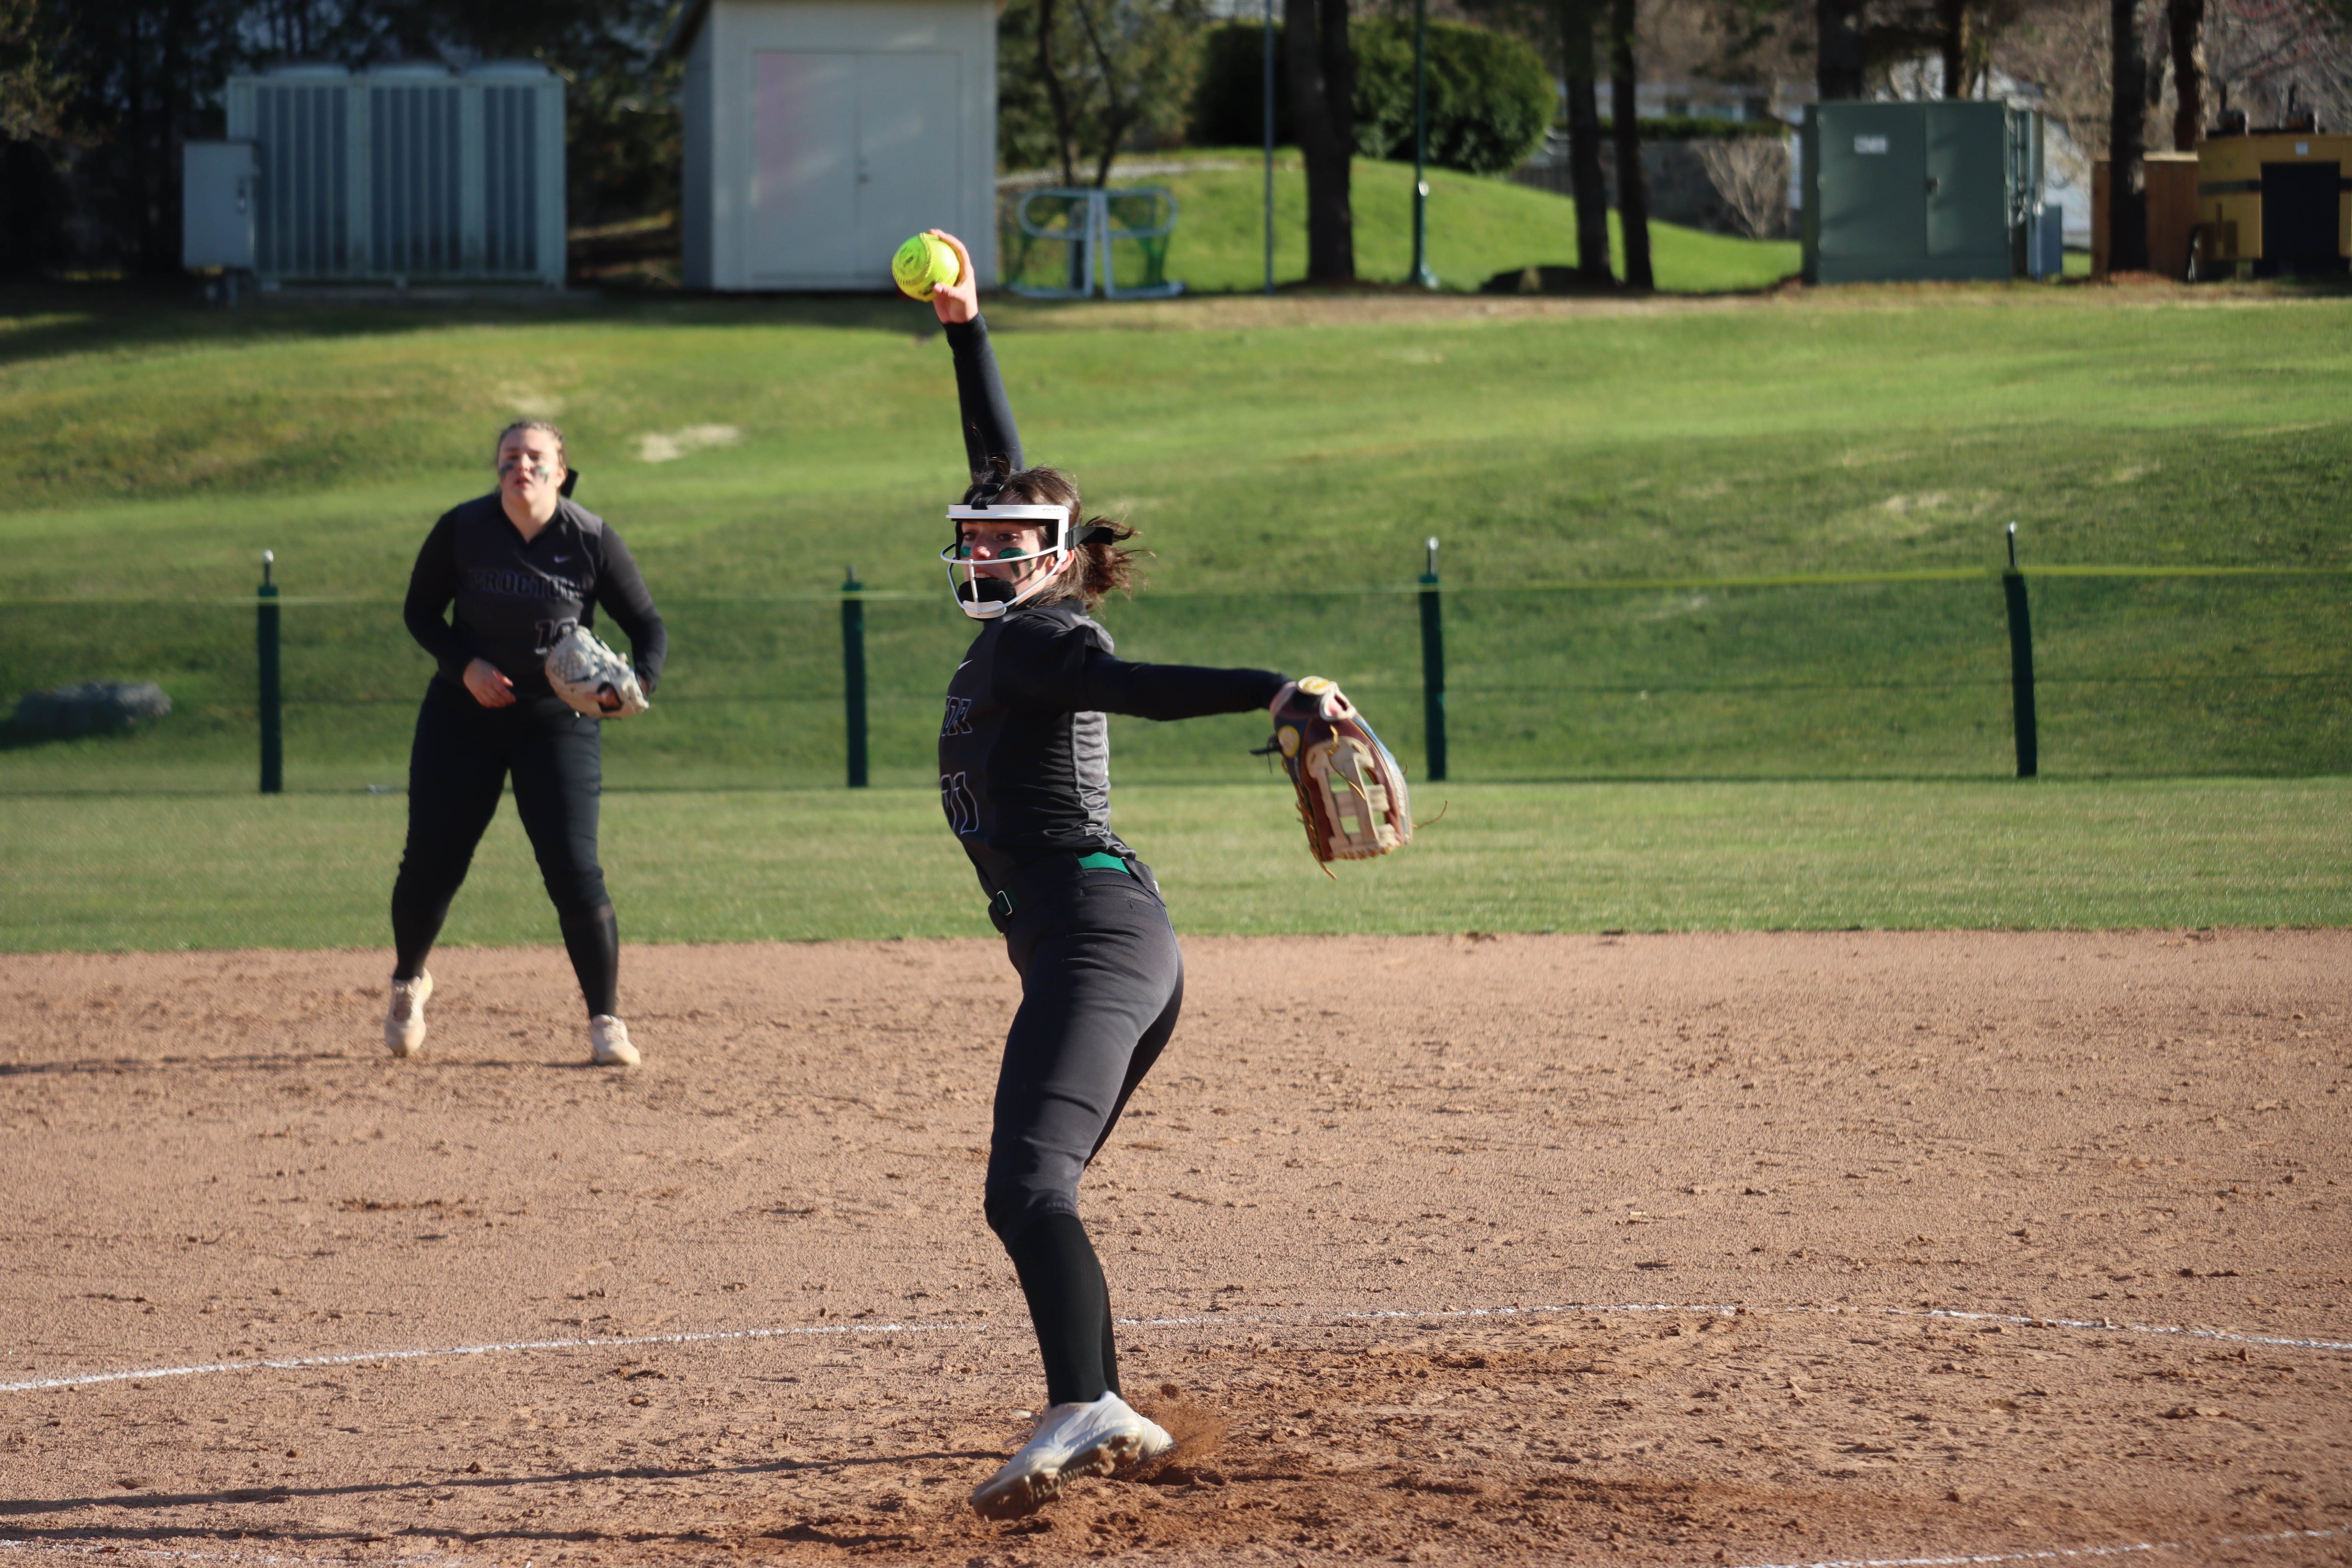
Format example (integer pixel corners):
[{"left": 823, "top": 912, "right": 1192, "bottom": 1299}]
[{"left": 915, "top": 231, "right": 1304, "bottom": 1517}]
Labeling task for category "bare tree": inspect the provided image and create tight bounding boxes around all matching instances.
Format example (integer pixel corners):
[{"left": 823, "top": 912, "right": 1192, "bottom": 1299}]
[
  {"left": 2167, "top": 0, "right": 2206, "bottom": 142},
  {"left": 1286, "top": 0, "right": 1356, "bottom": 282},
  {"left": 1610, "top": 0, "right": 1654, "bottom": 288},
  {"left": 2110, "top": 0, "right": 2149, "bottom": 269},
  {"left": 1035, "top": 0, "right": 1081, "bottom": 185},
  {"left": 1695, "top": 134, "right": 1790, "bottom": 235},
  {"left": 1560, "top": 0, "right": 1612, "bottom": 284},
  {"left": 2205, "top": 0, "right": 2352, "bottom": 126}
]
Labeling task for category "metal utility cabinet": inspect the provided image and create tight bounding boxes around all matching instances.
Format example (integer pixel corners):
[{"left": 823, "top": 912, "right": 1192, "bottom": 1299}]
[
  {"left": 1803, "top": 100, "right": 2045, "bottom": 284},
  {"left": 2197, "top": 129, "right": 2351, "bottom": 277},
  {"left": 213, "top": 61, "right": 565, "bottom": 286}
]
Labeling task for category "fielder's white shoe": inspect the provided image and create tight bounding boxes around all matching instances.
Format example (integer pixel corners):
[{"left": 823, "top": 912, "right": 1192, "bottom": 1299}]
[
  {"left": 589, "top": 1014, "right": 640, "bottom": 1068},
  {"left": 384, "top": 972, "right": 433, "bottom": 1058},
  {"left": 969, "top": 1392, "right": 1173, "bottom": 1519}
]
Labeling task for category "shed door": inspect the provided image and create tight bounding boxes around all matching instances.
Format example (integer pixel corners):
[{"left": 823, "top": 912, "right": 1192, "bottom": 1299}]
[
  {"left": 1819, "top": 103, "right": 1924, "bottom": 261},
  {"left": 853, "top": 54, "right": 962, "bottom": 271},
  {"left": 753, "top": 52, "right": 858, "bottom": 283},
  {"left": 1926, "top": 103, "right": 2007, "bottom": 257},
  {"left": 2261, "top": 161, "right": 2341, "bottom": 270},
  {"left": 752, "top": 51, "right": 960, "bottom": 285}
]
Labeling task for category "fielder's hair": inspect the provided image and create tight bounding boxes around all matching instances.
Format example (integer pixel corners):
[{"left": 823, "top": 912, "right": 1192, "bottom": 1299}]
[
  {"left": 495, "top": 418, "right": 567, "bottom": 468},
  {"left": 961, "top": 462, "right": 1145, "bottom": 609}
]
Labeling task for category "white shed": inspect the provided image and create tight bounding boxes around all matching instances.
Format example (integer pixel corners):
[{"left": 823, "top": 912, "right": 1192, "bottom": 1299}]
[{"left": 666, "top": 0, "right": 998, "bottom": 291}]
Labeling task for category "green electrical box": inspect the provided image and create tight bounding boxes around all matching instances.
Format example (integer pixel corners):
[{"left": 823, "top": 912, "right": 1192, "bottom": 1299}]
[{"left": 1803, "top": 100, "right": 2044, "bottom": 284}]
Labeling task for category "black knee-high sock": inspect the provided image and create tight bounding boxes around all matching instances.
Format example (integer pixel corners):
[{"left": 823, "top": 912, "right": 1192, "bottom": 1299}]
[
  {"left": 560, "top": 905, "right": 620, "bottom": 1017},
  {"left": 390, "top": 886, "right": 451, "bottom": 982},
  {"left": 1003, "top": 1212, "right": 1117, "bottom": 1407}
]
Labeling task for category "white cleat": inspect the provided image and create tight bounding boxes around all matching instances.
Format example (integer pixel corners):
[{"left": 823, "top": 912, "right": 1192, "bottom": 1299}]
[
  {"left": 384, "top": 972, "right": 433, "bottom": 1058},
  {"left": 969, "top": 1392, "right": 1173, "bottom": 1519},
  {"left": 589, "top": 1014, "right": 640, "bottom": 1068}
]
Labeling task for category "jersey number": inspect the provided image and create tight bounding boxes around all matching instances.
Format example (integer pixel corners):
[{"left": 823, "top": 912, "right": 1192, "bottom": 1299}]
[
  {"left": 940, "top": 771, "right": 980, "bottom": 836},
  {"left": 940, "top": 696, "right": 974, "bottom": 737},
  {"left": 534, "top": 617, "right": 579, "bottom": 656}
]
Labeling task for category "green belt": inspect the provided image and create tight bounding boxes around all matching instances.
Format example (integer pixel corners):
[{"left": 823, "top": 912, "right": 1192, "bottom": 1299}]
[{"left": 990, "top": 852, "right": 1134, "bottom": 924}]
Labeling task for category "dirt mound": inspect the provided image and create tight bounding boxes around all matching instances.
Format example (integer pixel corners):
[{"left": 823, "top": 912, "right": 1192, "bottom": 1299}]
[{"left": 2, "top": 931, "right": 2346, "bottom": 1565}]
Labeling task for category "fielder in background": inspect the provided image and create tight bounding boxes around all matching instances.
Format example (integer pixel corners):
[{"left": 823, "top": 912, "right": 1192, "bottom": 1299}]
[
  {"left": 914, "top": 229, "right": 1400, "bottom": 1519},
  {"left": 385, "top": 419, "right": 666, "bottom": 1068}
]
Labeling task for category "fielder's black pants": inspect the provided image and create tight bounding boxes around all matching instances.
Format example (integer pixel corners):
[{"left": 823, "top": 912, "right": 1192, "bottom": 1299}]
[
  {"left": 984, "top": 859, "right": 1185, "bottom": 1408},
  {"left": 390, "top": 678, "right": 619, "bottom": 1017}
]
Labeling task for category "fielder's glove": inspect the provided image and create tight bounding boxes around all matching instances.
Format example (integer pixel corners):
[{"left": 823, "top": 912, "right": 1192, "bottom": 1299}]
[
  {"left": 1265, "top": 677, "right": 1411, "bottom": 863},
  {"left": 545, "top": 625, "right": 651, "bottom": 720}
]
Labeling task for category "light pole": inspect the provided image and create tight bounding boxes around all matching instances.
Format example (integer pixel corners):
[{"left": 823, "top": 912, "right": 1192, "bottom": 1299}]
[{"left": 1408, "top": 0, "right": 1438, "bottom": 289}]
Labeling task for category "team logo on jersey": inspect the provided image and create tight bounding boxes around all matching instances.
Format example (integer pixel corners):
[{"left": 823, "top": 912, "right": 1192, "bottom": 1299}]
[
  {"left": 940, "top": 771, "right": 980, "bottom": 836},
  {"left": 468, "top": 567, "right": 583, "bottom": 603},
  {"left": 940, "top": 696, "right": 974, "bottom": 737}
]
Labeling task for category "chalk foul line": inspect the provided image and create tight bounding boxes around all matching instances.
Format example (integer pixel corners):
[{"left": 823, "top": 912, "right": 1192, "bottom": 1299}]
[
  {"left": 4, "top": 1298, "right": 2344, "bottom": 1396},
  {"left": 1725, "top": 1524, "right": 2349, "bottom": 1568}
]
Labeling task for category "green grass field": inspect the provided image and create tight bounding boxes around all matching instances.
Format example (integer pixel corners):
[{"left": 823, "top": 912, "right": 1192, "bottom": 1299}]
[
  {"left": 1003, "top": 151, "right": 1801, "bottom": 295},
  {"left": 5, "top": 779, "right": 2345, "bottom": 952},
  {"left": 3, "top": 280, "right": 2349, "bottom": 947}
]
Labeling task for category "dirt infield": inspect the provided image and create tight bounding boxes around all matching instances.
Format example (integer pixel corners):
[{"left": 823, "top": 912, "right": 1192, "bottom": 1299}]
[{"left": 3, "top": 932, "right": 2347, "bottom": 1568}]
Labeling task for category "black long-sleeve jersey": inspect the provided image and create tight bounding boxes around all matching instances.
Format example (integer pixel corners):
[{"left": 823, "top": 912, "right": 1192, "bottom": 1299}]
[
  {"left": 403, "top": 494, "right": 668, "bottom": 700},
  {"left": 937, "top": 315, "right": 1284, "bottom": 897}
]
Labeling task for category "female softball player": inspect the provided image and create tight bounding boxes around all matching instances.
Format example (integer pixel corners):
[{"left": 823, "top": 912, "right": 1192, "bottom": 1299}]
[
  {"left": 920, "top": 232, "right": 1297, "bottom": 1519},
  {"left": 385, "top": 419, "right": 667, "bottom": 1068}
]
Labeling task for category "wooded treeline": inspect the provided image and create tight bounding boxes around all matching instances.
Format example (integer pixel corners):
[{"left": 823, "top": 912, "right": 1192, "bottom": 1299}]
[
  {"left": 0, "top": 0, "right": 677, "bottom": 276},
  {"left": 6, "top": 0, "right": 2347, "bottom": 282}
]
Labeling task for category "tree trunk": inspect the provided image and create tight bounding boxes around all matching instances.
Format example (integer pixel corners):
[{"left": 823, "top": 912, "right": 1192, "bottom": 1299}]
[
  {"left": 2110, "top": 0, "right": 2149, "bottom": 270},
  {"left": 2167, "top": 0, "right": 2206, "bottom": 149},
  {"left": 1285, "top": 0, "right": 1355, "bottom": 283},
  {"left": 1036, "top": 0, "right": 1079, "bottom": 187},
  {"left": 1071, "top": 0, "right": 1135, "bottom": 188},
  {"left": 1558, "top": 0, "right": 1611, "bottom": 285},
  {"left": 1938, "top": 0, "right": 1968, "bottom": 96},
  {"left": 150, "top": 0, "right": 190, "bottom": 276},
  {"left": 1817, "top": 0, "right": 1865, "bottom": 101},
  {"left": 1609, "top": 0, "right": 1652, "bottom": 291}
]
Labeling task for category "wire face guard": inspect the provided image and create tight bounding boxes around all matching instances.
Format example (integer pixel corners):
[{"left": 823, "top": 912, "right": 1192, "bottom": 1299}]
[{"left": 942, "top": 503, "right": 1076, "bottom": 620}]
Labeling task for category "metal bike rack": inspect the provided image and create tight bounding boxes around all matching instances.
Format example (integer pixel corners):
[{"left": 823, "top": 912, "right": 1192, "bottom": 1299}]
[{"left": 1006, "top": 186, "right": 1184, "bottom": 301}]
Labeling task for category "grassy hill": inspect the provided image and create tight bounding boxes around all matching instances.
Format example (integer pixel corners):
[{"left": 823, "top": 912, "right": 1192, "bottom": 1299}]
[
  {"left": 1001, "top": 151, "right": 1801, "bottom": 295},
  {"left": 5, "top": 279, "right": 2351, "bottom": 945},
  {"left": 2, "top": 284, "right": 2349, "bottom": 803}
]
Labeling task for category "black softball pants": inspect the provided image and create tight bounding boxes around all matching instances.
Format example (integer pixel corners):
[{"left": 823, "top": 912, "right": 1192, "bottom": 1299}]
[
  {"left": 984, "top": 861, "right": 1185, "bottom": 1409},
  {"left": 389, "top": 678, "right": 619, "bottom": 1016}
]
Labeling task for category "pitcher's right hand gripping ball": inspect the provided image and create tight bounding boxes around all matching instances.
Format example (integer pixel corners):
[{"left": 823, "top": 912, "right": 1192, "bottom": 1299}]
[
  {"left": 545, "top": 625, "right": 650, "bottom": 720},
  {"left": 1267, "top": 677, "right": 1412, "bottom": 862},
  {"left": 892, "top": 231, "right": 962, "bottom": 301}
]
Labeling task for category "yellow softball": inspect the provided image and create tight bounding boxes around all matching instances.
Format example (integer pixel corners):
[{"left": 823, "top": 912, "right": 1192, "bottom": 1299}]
[{"left": 892, "top": 232, "right": 960, "bottom": 301}]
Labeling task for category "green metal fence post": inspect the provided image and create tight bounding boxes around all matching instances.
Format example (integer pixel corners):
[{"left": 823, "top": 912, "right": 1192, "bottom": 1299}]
[
  {"left": 841, "top": 567, "right": 869, "bottom": 788},
  {"left": 1418, "top": 536, "right": 1447, "bottom": 782},
  {"left": 257, "top": 549, "right": 283, "bottom": 795},
  {"left": 2001, "top": 522, "right": 2038, "bottom": 779}
]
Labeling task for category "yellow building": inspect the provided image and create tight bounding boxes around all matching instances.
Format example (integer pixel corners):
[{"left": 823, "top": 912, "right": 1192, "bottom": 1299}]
[{"left": 2198, "top": 130, "right": 2352, "bottom": 276}]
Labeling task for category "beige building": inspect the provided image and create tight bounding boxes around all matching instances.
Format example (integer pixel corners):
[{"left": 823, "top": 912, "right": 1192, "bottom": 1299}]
[{"left": 665, "top": 0, "right": 999, "bottom": 291}]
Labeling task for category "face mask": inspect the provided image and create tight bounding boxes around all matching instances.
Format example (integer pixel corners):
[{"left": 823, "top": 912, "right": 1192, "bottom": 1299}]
[{"left": 941, "top": 503, "right": 1075, "bottom": 621}]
